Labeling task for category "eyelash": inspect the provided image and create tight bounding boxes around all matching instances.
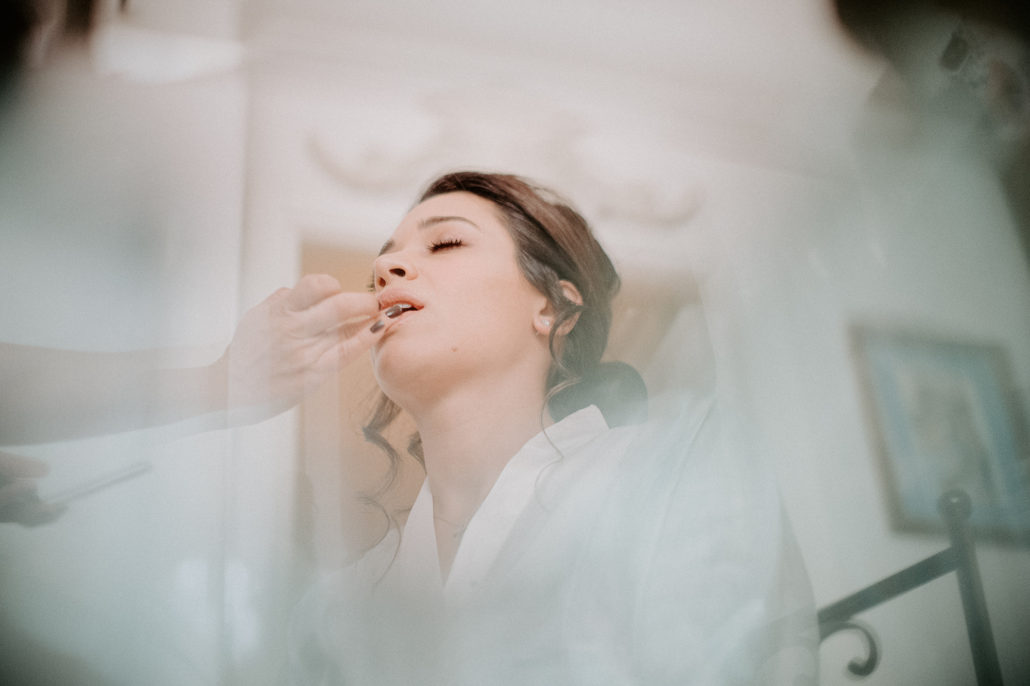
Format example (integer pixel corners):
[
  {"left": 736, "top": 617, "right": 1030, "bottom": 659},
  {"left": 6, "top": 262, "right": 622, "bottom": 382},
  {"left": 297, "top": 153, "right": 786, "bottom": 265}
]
[
  {"left": 367, "top": 237, "right": 464, "bottom": 290},
  {"left": 429, "top": 238, "right": 464, "bottom": 252}
]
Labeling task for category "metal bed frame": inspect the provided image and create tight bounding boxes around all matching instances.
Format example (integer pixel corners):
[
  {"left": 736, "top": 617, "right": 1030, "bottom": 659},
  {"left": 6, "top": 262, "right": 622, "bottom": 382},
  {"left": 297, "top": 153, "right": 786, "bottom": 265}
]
[{"left": 816, "top": 490, "right": 1004, "bottom": 685}]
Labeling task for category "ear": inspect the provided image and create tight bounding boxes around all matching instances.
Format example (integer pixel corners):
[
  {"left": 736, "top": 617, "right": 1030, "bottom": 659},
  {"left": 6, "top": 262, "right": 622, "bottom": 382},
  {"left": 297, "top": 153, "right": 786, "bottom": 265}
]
[{"left": 533, "top": 280, "right": 583, "bottom": 336}]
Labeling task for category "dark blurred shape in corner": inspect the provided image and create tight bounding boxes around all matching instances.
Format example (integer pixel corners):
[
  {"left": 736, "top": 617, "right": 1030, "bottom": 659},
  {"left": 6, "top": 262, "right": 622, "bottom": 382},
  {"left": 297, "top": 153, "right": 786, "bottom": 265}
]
[
  {"left": 0, "top": 0, "right": 39, "bottom": 86},
  {"left": 833, "top": 0, "right": 1030, "bottom": 269},
  {"left": 1, "top": 0, "right": 98, "bottom": 86},
  {"left": 833, "top": 0, "right": 1030, "bottom": 55}
]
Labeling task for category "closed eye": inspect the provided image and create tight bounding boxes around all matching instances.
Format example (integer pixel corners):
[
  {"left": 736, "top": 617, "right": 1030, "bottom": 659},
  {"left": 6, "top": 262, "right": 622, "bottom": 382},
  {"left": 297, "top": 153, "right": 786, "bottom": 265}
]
[{"left": 429, "top": 238, "right": 464, "bottom": 252}]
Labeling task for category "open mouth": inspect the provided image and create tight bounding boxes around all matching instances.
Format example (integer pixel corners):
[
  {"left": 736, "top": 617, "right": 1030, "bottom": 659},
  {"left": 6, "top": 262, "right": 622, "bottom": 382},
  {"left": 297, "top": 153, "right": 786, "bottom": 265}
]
[
  {"left": 382, "top": 302, "right": 419, "bottom": 319},
  {"left": 370, "top": 301, "right": 422, "bottom": 334}
]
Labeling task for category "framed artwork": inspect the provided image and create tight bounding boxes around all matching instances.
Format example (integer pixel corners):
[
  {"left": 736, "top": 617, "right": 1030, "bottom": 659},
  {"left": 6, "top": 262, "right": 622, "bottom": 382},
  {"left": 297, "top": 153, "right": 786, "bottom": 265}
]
[{"left": 852, "top": 325, "right": 1030, "bottom": 542}]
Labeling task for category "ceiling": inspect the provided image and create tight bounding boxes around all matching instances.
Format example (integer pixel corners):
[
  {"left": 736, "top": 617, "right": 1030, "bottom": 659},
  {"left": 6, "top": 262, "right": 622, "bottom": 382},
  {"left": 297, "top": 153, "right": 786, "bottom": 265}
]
[{"left": 108, "top": 0, "right": 883, "bottom": 101}]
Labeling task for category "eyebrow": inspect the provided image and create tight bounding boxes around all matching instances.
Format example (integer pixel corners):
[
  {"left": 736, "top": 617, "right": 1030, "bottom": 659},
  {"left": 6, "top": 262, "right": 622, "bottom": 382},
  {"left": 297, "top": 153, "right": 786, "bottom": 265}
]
[{"left": 377, "top": 215, "right": 481, "bottom": 256}]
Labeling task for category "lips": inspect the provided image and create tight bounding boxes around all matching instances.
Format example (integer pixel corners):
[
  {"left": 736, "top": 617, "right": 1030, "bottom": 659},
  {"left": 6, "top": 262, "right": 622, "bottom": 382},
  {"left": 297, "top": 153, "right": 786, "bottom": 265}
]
[
  {"left": 382, "top": 303, "right": 417, "bottom": 319},
  {"left": 377, "top": 291, "right": 424, "bottom": 321}
]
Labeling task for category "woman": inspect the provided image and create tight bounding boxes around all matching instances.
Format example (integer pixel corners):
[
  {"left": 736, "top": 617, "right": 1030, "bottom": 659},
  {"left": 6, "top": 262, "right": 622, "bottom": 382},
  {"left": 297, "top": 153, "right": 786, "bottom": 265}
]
[{"left": 290, "top": 172, "right": 817, "bottom": 685}]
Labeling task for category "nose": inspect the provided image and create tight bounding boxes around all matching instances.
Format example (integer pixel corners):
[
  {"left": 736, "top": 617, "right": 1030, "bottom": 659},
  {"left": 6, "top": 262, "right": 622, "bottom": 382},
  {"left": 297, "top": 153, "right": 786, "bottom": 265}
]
[{"left": 373, "top": 251, "right": 418, "bottom": 289}]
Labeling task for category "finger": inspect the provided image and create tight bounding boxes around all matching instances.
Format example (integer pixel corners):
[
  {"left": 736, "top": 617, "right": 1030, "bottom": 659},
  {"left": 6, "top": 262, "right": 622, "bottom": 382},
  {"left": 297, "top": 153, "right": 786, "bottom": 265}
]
[
  {"left": 0, "top": 451, "right": 49, "bottom": 478},
  {"left": 323, "top": 313, "right": 393, "bottom": 369},
  {"left": 284, "top": 274, "right": 343, "bottom": 312},
  {"left": 297, "top": 291, "right": 380, "bottom": 337}
]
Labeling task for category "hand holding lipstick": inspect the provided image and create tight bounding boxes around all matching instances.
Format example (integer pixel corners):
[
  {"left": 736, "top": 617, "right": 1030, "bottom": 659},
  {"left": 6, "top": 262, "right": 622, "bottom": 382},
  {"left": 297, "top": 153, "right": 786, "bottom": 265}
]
[
  {"left": 0, "top": 274, "right": 387, "bottom": 444},
  {"left": 217, "top": 274, "right": 387, "bottom": 417}
]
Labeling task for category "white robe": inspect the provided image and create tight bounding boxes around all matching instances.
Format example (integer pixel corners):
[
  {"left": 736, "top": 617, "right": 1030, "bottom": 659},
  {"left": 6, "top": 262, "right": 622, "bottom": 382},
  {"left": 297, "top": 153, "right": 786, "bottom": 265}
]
[{"left": 290, "top": 396, "right": 818, "bottom": 685}]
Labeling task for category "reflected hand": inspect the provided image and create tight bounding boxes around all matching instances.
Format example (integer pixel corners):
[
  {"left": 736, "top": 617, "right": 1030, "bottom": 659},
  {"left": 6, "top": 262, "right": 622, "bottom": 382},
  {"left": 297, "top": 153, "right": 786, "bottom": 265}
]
[
  {"left": 219, "top": 274, "right": 383, "bottom": 415},
  {"left": 0, "top": 452, "right": 64, "bottom": 526}
]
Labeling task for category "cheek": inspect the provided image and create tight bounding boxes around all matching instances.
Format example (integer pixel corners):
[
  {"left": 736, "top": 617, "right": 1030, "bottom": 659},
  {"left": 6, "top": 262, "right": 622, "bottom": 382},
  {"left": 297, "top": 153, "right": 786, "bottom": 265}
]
[
  {"left": 436, "top": 267, "right": 518, "bottom": 327},
  {"left": 468, "top": 285, "right": 543, "bottom": 348},
  {"left": 464, "top": 271, "right": 535, "bottom": 321}
]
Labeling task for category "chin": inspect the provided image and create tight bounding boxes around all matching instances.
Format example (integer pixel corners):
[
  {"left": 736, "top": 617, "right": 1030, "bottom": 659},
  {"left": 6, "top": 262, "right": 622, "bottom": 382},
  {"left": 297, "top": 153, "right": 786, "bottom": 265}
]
[
  {"left": 374, "top": 345, "right": 483, "bottom": 410},
  {"left": 373, "top": 348, "right": 434, "bottom": 402}
]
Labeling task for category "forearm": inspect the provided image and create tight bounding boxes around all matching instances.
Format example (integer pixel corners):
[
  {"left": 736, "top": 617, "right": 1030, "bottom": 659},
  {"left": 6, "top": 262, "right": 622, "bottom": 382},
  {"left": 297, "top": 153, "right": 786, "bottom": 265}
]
[
  {"left": 0, "top": 278, "right": 383, "bottom": 445},
  {"left": 0, "top": 344, "right": 228, "bottom": 444}
]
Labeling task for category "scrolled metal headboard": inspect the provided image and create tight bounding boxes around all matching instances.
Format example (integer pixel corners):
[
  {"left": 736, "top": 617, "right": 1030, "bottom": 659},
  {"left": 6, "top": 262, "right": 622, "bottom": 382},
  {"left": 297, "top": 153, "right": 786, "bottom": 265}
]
[{"left": 816, "top": 490, "right": 1005, "bottom": 685}]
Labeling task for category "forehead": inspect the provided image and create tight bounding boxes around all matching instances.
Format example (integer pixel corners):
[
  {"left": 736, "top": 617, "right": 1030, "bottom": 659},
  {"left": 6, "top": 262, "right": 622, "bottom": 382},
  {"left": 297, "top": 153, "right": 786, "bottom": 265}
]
[
  {"left": 395, "top": 192, "right": 504, "bottom": 236},
  {"left": 377, "top": 191, "right": 516, "bottom": 259}
]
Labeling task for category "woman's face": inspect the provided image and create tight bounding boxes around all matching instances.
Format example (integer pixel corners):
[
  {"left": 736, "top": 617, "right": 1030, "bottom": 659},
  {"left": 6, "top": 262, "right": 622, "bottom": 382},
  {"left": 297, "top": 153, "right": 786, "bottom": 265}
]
[{"left": 370, "top": 192, "right": 552, "bottom": 405}]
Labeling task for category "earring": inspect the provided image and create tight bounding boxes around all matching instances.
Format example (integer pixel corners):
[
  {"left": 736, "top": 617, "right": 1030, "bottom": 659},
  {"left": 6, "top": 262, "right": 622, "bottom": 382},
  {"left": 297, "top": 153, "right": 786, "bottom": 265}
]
[{"left": 542, "top": 318, "right": 551, "bottom": 329}]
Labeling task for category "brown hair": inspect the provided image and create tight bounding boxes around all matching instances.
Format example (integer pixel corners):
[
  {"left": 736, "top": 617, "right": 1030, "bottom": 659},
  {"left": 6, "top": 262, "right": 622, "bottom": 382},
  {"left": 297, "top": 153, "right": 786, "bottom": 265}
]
[{"left": 362, "top": 171, "right": 645, "bottom": 500}]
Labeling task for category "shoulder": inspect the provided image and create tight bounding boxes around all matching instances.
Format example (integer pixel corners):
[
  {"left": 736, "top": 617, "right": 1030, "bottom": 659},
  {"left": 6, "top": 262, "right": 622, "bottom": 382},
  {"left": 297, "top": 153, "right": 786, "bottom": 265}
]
[{"left": 605, "top": 391, "right": 744, "bottom": 487}]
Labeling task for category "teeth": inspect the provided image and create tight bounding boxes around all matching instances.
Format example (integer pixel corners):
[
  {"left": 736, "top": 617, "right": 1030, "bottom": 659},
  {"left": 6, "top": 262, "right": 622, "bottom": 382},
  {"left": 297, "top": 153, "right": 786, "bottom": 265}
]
[{"left": 383, "top": 303, "right": 416, "bottom": 318}]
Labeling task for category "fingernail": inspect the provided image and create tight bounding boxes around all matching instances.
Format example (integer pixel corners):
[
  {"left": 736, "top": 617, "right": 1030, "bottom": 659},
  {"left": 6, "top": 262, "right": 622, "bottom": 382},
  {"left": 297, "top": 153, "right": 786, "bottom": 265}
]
[{"left": 370, "top": 319, "right": 385, "bottom": 334}]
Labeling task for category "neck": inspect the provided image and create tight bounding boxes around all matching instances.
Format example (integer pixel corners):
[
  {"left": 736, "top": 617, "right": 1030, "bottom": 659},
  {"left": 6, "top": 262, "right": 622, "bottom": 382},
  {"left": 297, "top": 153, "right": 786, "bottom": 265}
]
[{"left": 409, "top": 373, "right": 550, "bottom": 525}]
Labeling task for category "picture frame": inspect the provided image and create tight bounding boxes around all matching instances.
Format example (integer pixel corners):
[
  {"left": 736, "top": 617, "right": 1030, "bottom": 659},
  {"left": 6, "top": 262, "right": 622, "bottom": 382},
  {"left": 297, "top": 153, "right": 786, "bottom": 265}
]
[{"left": 851, "top": 324, "right": 1030, "bottom": 542}]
